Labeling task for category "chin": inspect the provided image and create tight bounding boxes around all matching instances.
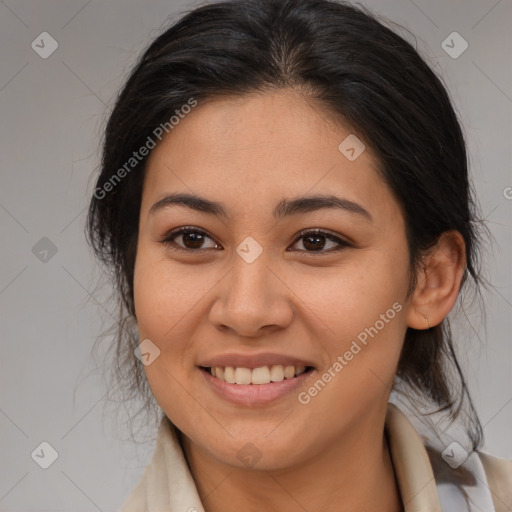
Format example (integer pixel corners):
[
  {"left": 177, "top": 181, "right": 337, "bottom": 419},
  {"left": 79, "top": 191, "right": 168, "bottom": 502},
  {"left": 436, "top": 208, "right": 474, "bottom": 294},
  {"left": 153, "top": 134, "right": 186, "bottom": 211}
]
[{"left": 201, "top": 432, "right": 309, "bottom": 472}]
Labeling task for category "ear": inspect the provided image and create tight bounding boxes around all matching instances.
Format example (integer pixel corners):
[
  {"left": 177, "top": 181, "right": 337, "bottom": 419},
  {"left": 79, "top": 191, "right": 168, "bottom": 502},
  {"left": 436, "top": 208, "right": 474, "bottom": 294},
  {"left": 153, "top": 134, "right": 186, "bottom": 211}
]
[{"left": 406, "top": 230, "right": 466, "bottom": 330}]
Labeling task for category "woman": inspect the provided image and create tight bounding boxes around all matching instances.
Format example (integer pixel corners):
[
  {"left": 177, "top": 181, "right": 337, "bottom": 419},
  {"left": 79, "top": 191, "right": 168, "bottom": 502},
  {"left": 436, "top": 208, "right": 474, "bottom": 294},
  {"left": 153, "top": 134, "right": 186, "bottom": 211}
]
[{"left": 86, "top": 0, "right": 512, "bottom": 510}]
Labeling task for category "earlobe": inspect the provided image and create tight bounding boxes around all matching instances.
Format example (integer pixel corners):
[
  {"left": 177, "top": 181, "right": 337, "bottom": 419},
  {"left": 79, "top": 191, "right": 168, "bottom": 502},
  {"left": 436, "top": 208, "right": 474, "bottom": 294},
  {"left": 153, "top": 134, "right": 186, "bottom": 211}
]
[{"left": 406, "top": 230, "right": 466, "bottom": 330}]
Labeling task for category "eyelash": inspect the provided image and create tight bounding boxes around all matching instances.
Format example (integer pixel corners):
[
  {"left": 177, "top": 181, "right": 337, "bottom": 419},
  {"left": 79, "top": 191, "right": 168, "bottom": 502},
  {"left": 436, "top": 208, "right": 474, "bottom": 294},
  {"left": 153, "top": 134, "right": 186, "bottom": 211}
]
[{"left": 159, "top": 226, "right": 352, "bottom": 255}]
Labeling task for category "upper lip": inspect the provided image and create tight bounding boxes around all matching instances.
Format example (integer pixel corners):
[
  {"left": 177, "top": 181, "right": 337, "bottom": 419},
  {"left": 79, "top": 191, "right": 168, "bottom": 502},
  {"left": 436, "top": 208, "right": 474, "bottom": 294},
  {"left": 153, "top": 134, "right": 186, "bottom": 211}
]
[{"left": 197, "top": 352, "right": 315, "bottom": 370}]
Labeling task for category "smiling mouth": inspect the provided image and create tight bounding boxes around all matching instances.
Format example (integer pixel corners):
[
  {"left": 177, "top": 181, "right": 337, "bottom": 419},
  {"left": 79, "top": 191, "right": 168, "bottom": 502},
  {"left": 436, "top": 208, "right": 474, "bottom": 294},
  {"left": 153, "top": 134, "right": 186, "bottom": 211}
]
[{"left": 199, "top": 365, "right": 315, "bottom": 385}]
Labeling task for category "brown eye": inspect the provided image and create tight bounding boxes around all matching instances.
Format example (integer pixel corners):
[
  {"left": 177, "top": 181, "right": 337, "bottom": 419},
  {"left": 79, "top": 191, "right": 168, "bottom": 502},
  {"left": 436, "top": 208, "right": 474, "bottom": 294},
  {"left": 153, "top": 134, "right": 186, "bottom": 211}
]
[
  {"left": 160, "top": 227, "right": 221, "bottom": 252},
  {"left": 289, "top": 229, "right": 351, "bottom": 254}
]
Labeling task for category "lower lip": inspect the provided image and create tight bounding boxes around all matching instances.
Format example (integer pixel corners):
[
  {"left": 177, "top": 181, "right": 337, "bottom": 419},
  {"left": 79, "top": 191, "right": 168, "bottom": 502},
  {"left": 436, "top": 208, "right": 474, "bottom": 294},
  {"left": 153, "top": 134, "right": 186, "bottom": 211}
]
[{"left": 199, "top": 367, "right": 314, "bottom": 407}]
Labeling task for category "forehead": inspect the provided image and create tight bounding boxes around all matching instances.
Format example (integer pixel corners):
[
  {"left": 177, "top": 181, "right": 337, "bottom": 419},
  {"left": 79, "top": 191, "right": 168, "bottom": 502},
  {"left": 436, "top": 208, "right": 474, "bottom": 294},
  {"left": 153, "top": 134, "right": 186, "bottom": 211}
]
[{"left": 141, "top": 90, "right": 400, "bottom": 223}]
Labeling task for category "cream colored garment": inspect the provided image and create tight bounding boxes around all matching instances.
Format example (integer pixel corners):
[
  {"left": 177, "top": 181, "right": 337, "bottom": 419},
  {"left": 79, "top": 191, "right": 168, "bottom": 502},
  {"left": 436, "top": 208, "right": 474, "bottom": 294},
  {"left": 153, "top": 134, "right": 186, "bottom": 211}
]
[{"left": 119, "top": 402, "right": 510, "bottom": 512}]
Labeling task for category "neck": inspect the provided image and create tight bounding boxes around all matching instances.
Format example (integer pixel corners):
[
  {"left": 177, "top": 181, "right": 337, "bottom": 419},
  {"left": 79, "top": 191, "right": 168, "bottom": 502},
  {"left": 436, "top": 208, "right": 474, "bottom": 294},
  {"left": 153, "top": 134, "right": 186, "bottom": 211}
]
[{"left": 181, "top": 409, "right": 404, "bottom": 512}]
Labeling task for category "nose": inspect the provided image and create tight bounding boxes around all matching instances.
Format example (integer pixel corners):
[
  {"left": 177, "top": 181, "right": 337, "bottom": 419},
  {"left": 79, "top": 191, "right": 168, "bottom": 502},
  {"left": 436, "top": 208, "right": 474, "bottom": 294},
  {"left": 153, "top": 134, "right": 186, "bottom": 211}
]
[{"left": 208, "top": 253, "right": 294, "bottom": 338}]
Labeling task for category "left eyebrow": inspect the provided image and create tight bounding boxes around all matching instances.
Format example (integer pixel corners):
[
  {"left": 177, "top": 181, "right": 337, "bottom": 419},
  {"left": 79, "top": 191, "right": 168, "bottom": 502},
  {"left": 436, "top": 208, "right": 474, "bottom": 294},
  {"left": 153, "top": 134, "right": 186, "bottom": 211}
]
[
  {"left": 148, "top": 192, "right": 372, "bottom": 222},
  {"left": 274, "top": 194, "right": 372, "bottom": 222}
]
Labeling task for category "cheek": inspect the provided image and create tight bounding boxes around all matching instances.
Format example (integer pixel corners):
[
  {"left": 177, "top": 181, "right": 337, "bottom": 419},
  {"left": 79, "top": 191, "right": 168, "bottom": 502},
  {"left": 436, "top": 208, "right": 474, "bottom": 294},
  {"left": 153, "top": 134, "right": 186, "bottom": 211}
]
[
  {"left": 294, "top": 248, "right": 409, "bottom": 392},
  {"left": 133, "top": 253, "right": 191, "bottom": 402},
  {"left": 133, "top": 243, "right": 198, "bottom": 341},
  {"left": 133, "top": 253, "right": 203, "bottom": 429},
  {"left": 133, "top": 257, "right": 167, "bottom": 341},
  {"left": 293, "top": 251, "right": 409, "bottom": 336},
  {"left": 296, "top": 268, "right": 407, "bottom": 425},
  {"left": 133, "top": 246, "right": 217, "bottom": 381}
]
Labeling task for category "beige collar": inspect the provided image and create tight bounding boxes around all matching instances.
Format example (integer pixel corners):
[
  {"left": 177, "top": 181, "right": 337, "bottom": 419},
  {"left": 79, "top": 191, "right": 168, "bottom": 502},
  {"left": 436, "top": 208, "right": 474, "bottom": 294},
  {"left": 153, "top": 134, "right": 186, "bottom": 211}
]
[
  {"left": 385, "top": 402, "right": 442, "bottom": 511},
  {"left": 120, "top": 402, "right": 442, "bottom": 511}
]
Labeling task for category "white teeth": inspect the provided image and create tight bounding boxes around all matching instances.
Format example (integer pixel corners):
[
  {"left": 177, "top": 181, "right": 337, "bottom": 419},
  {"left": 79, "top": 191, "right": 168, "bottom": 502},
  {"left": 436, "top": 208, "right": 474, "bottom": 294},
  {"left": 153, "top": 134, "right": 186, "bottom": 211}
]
[
  {"left": 235, "top": 367, "right": 252, "bottom": 385},
  {"left": 208, "top": 364, "right": 309, "bottom": 384},
  {"left": 269, "top": 365, "right": 284, "bottom": 382},
  {"left": 284, "top": 365, "right": 295, "bottom": 379},
  {"left": 251, "top": 366, "right": 271, "bottom": 384},
  {"left": 224, "top": 366, "right": 236, "bottom": 383}
]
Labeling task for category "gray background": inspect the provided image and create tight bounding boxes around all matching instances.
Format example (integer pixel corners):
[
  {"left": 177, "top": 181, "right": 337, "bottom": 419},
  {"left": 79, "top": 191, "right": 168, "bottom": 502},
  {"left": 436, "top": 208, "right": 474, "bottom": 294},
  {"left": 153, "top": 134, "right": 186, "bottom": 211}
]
[{"left": 0, "top": 0, "right": 511, "bottom": 510}]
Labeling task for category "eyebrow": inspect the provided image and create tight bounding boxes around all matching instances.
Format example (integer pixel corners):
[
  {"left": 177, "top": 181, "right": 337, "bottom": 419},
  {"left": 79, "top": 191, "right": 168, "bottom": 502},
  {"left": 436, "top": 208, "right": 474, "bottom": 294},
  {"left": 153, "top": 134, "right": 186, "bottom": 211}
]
[{"left": 148, "top": 192, "right": 372, "bottom": 222}]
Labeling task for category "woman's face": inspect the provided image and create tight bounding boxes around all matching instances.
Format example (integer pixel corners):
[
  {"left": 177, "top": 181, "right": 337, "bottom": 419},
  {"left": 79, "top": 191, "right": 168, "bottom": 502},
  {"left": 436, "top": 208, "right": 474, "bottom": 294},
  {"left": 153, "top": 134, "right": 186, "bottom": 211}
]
[{"left": 134, "top": 89, "right": 413, "bottom": 469}]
